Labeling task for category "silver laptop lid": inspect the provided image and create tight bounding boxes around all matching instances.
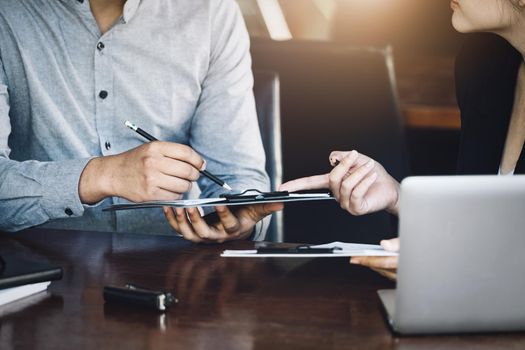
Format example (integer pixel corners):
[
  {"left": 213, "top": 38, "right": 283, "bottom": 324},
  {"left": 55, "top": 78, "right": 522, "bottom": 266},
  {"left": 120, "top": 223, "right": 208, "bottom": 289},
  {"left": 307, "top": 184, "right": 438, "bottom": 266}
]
[{"left": 394, "top": 176, "right": 525, "bottom": 334}]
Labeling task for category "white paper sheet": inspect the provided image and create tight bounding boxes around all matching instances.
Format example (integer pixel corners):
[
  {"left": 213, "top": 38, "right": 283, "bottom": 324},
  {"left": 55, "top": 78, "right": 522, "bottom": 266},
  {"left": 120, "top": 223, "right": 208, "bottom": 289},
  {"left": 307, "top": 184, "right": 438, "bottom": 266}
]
[
  {"left": 221, "top": 241, "right": 398, "bottom": 258},
  {"left": 0, "top": 281, "right": 50, "bottom": 306}
]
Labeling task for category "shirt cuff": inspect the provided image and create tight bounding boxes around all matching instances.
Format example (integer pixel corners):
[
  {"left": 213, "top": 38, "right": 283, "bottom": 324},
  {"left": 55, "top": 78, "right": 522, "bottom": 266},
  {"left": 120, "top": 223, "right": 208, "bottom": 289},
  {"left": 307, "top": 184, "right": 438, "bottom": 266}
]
[{"left": 40, "top": 158, "right": 93, "bottom": 220}]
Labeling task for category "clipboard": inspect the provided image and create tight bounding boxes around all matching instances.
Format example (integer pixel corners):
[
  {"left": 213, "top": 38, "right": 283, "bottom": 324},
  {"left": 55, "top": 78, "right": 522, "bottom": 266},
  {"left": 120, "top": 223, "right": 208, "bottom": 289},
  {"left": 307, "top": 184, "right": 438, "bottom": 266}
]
[{"left": 104, "top": 189, "right": 334, "bottom": 212}]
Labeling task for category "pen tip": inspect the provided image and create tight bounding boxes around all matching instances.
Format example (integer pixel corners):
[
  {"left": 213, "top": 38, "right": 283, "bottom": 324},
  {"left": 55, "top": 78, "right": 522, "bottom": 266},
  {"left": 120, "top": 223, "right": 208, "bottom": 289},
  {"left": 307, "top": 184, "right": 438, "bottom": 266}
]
[{"left": 223, "top": 183, "right": 233, "bottom": 191}]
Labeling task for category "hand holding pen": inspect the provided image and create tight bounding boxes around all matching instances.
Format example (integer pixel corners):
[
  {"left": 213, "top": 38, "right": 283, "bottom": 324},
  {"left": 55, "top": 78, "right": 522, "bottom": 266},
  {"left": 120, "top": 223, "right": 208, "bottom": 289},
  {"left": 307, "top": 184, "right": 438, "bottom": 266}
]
[
  {"left": 78, "top": 126, "right": 208, "bottom": 204},
  {"left": 125, "top": 121, "right": 232, "bottom": 191}
]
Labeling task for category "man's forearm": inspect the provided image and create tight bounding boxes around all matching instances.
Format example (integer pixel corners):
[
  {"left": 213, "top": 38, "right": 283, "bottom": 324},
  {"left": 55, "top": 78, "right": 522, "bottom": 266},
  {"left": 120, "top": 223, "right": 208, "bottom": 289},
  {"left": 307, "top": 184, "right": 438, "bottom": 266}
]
[{"left": 0, "top": 157, "right": 91, "bottom": 232}]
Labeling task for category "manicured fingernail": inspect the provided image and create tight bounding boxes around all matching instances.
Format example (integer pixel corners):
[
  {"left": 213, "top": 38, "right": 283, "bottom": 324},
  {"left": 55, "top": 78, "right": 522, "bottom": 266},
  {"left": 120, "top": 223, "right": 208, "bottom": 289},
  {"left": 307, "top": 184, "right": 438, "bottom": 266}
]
[
  {"left": 350, "top": 258, "right": 360, "bottom": 264},
  {"left": 366, "top": 160, "right": 375, "bottom": 168},
  {"left": 200, "top": 160, "right": 207, "bottom": 171}
]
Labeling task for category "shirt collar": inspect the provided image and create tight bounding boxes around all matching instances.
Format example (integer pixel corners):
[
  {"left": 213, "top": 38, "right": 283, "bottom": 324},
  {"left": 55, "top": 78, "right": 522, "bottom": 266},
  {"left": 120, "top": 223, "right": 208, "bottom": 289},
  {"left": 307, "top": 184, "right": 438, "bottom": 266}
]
[
  {"left": 123, "top": 0, "right": 141, "bottom": 23},
  {"left": 58, "top": 0, "right": 141, "bottom": 23}
]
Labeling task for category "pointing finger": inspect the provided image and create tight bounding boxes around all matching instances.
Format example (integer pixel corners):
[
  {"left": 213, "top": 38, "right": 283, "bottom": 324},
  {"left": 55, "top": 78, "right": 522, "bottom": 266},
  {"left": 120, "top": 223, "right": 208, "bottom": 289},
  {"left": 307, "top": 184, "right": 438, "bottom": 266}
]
[{"left": 279, "top": 174, "right": 330, "bottom": 192}]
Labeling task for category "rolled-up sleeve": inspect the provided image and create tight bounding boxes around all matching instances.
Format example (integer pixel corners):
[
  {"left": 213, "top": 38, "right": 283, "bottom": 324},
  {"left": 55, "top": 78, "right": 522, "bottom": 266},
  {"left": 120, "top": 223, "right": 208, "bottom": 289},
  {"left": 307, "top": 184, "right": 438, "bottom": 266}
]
[
  {"left": 189, "top": 0, "right": 271, "bottom": 240},
  {"left": 0, "top": 57, "right": 88, "bottom": 232}
]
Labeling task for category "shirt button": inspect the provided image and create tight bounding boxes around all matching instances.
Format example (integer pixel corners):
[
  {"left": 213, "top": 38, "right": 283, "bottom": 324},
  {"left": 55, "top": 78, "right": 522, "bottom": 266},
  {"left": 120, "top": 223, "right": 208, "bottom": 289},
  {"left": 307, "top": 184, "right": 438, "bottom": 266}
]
[
  {"left": 65, "top": 208, "right": 74, "bottom": 216},
  {"left": 105, "top": 141, "right": 111, "bottom": 150},
  {"left": 99, "top": 90, "right": 108, "bottom": 99},
  {"left": 97, "top": 42, "right": 105, "bottom": 51}
]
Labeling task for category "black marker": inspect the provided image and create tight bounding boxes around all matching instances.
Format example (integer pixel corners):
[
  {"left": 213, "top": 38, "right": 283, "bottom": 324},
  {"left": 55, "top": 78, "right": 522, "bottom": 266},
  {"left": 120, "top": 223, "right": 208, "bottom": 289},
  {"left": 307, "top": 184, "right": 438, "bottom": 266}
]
[{"left": 103, "top": 284, "right": 178, "bottom": 311}]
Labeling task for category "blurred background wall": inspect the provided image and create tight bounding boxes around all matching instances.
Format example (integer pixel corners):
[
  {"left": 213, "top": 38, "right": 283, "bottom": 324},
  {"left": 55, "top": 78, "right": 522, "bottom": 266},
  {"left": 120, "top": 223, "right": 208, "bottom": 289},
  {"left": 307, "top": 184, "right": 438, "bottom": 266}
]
[
  {"left": 238, "top": 0, "right": 463, "bottom": 51},
  {"left": 236, "top": 0, "right": 465, "bottom": 243}
]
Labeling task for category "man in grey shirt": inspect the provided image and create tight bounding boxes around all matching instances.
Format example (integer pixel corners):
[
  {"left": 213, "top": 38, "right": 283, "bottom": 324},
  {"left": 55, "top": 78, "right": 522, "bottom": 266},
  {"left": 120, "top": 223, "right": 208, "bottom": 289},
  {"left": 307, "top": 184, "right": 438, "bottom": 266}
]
[{"left": 0, "top": 0, "right": 282, "bottom": 242}]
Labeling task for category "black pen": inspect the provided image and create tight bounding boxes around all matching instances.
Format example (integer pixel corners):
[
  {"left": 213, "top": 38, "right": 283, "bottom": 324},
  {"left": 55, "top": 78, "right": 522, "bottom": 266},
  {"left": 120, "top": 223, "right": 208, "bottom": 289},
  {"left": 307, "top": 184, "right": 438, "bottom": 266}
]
[
  {"left": 125, "top": 121, "right": 232, "bottom": 191},
  {"left": 257, "top": 246, "right": 343, "bottom": 254}
]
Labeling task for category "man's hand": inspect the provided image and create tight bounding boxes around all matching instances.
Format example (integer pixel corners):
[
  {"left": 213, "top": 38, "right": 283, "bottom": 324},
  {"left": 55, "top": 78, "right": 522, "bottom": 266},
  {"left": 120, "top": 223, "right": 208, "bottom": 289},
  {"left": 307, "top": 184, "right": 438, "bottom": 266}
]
[
  {"left": 350, "top": 238, "right": 400, "bottom": 281},
  {"left": 163, "top": 203, "right": 284, "bottom": 243},
  {"left": 78, "top": 141, "right": 205, "bottom": 204},
  {"left": 280, "top": 150, "right": 401, "bottom": 215}
]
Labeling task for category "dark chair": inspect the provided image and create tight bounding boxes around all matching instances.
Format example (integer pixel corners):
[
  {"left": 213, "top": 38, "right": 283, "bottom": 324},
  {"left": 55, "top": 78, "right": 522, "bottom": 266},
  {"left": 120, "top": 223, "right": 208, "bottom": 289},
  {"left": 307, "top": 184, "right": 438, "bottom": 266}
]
[
  {"left": 253, "top": 71, "right": 284, "bottom": 242},
  {"left": 252, "top": 40, "right": 410, "bottom": 244}
]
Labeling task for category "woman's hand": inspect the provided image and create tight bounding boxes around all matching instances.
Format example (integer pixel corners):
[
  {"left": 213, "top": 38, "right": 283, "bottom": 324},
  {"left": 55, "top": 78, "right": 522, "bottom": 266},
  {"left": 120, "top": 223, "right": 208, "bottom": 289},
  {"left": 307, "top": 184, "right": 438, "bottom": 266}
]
[
  {"left": 280, "top": 150, "right": 401, "bottom": 215},
  {"left": 350, "top": 238, "right": 400, "bottom": 280}
]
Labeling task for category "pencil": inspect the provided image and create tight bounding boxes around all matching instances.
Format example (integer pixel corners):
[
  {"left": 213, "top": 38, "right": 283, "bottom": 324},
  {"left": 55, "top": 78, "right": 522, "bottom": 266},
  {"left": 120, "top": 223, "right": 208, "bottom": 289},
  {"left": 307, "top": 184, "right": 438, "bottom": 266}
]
[{"left": 125, "top": 121, "right": 233, "bottom": 191}]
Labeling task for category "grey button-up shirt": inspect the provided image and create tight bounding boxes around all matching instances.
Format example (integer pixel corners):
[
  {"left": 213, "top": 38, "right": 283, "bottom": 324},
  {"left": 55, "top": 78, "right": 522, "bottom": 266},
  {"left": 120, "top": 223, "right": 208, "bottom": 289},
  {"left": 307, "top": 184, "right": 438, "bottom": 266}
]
[{"left": 0, "top": 0, "right": 270, "bottom": 238}]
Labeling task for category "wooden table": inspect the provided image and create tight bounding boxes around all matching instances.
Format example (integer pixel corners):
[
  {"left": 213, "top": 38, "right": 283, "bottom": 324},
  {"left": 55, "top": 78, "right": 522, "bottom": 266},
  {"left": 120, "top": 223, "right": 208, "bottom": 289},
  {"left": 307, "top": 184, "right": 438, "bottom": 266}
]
[{"left": 1, "top": 229, "right": 524, "bottom": 349}]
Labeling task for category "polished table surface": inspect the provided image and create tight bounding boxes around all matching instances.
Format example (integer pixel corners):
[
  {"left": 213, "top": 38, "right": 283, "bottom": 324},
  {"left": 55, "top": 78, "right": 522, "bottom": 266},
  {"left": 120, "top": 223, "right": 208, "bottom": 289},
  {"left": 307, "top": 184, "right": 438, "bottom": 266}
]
[{"left": 1, "top": 229, "right": 524, "bottom": 350}]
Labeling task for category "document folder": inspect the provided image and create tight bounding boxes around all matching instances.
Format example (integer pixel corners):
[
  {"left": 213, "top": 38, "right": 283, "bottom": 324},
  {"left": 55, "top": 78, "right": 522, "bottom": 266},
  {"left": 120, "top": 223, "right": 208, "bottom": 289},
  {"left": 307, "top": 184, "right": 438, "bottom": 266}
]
[{"left": 105, "top": 190, "right": 334, "bottom": 211}]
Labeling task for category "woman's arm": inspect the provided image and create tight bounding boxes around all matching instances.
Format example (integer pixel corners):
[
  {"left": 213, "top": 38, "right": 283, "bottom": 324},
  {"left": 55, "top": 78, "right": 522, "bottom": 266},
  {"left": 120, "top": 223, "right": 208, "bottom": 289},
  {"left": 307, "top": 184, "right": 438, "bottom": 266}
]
[
  {"left": 280, "top": 150, "right": 402, "bottom": 280},
  {"left": 280, "top": 150, "right": 401, "bottom": 215}
]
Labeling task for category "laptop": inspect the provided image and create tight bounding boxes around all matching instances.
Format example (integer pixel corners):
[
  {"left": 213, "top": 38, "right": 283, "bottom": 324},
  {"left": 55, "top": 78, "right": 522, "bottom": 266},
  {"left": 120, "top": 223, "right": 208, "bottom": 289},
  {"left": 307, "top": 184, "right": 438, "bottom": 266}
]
[{"left": 378, "top": 175, "right": 525, "bottom": 335}]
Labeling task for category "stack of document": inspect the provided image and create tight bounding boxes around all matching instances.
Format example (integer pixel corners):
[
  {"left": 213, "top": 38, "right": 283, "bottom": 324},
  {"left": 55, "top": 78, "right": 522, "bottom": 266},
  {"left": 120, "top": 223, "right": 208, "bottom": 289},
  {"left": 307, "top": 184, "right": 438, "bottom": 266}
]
[{"left": 221, "top": 242, "right": 398, "bottom": 258}]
